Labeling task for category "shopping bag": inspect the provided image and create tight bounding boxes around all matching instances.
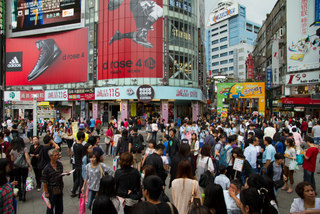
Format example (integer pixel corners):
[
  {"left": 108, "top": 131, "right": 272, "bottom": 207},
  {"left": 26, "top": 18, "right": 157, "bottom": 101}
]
[
  {"left": 42, "top": 192, "right": 52, "bottom": 209},
  {"left": 289, "top": 160, "right": 299, "bottom": 171},
  {"left": 79, "top": 193, "right": 86, "bottom": 214},
  {"left": 26, "top": 173, "right": 34, "bottom": 191},
  {"left": 113, "top": 156, "right": 119, "bottom": 171},
  {"left": 296, "top": 154, "right": 304, "bottom": 165}
]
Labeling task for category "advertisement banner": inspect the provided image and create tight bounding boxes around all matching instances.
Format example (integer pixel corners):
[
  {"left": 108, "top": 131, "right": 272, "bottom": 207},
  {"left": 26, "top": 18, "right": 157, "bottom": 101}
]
[
  {"left": 315, "top": 0, "right": 320, "bottom": 25},
  {"left": 45, "top": 90, "right": 68, "bottom": 101},
  {"left": 282, "top": 97, "right": 320, "bottom": 107},
  {"left": 98, "top": 0, "right": 163, "bottom": 80},
  {"left": 286, "top": 71, "right": 320, "bottom": 85},
  {"left": 247, "top": 55, "right": 253, "bottom": 79},
  {"left": 4, "top": 91, "right": 21, "bottom": 101},
  {"left": 68, "top": 93, "right": 95, "bottom": 101},
  {"left": 6, "top": 28, "right": 88, "bottom": 86},
  {"left": 266, "top": 68, "right": 272, "bottom": 90},
  {"left": 272, "top": 39, "right": 280, "bottom": 85},
  {"left": 287, "top": 0, "right": 320, "bottom": 71},
  {"left": 207, "top": 3, "right": 238, "bottom": 25},
  {"left": 21, "top": 91, "right": 45, "bottom": 101},
  {"left": 217, "top": 82, "right": 265, "bottom": 116},
  {"left": 11, "top": 0, "right": 81, "bottom": 32}
]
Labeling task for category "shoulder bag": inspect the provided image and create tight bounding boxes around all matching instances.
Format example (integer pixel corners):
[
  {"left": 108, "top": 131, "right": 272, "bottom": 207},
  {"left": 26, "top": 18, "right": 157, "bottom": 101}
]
[
  {"left": 188, "top": 180, "right": 201, "bottom": 212},
  {"left": 199, "top": 157, "right": 214, "bottom": 188},
  {"left": 14, "top": 152, "right": 28, "bottom": 168}
]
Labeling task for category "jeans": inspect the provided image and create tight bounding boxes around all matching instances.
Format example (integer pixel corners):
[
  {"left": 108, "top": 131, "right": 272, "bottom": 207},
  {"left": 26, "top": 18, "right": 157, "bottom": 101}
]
[
  {"left": 303, "top": 169, "right": 316, "bottom": 191},
  {"left": 13, "top": 167, "right": 28, "bottom": 199},
  {"left": 87, "top": 190, "right": 97, "bottom": 210},
  {"left": 47, "top": 193, "right": 63, "bottom": 214},
  {"left": 152, "top": 131, "right": 157, "bottom": 142},
  {"left": 72, "top": 168, "right": 83, "bottom": 195}
]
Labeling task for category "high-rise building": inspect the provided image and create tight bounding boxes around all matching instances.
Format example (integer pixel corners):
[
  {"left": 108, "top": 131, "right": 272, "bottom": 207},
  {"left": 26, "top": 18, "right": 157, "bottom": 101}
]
[{"left": 206, "top": 0, "right": 260, "bottom": 80}]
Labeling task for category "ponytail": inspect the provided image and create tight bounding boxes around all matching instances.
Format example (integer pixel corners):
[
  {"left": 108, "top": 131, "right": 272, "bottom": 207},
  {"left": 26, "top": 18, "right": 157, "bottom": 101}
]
[{"left": 240, "top": 187, "right": 272, "bottom": 214}]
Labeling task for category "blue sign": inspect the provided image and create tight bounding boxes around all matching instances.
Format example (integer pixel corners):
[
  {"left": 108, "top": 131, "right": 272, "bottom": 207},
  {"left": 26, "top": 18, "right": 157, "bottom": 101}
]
[
  {"left": 266, "top": 68, "right": 272, "bottom": 90},
  {"left": 316, "top": 0, "right": 320, "bottom": 25}
]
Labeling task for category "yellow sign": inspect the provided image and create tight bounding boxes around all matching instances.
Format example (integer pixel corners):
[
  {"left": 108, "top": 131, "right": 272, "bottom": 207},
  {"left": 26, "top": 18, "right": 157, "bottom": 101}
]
[
  {"left": 131, "top": 103, "right": 137, "bottom": 117},
  {"left": 38, "top": 102, "right": 50, "bottom": 106},
  {"left": 221, "top": 108, "right": 228, "bottom": 117}
]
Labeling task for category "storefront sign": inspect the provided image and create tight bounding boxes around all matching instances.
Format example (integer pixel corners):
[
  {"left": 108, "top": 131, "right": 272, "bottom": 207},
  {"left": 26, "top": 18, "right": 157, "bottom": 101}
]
[
  {"left": 266, "top": 68, "right": 272, "bottom": 90},
  {"left": 169, "top": 0, "right": 192, "bottom": 15},
  {"left": 37, "top": 110, "right": 57, "bottom": 119},
  {"left": 208, "top": 3, "right": 238, "bottom": 25},
  {"left": 38, "top": 102, "right": 50, "bottom": 106},
  {"left": 282, "top": 97, "right": 320, "bottom": 107},
  {"left": 286, "top": 71, "right": 320, "bottom": 85},
  {"left": 247, "top": 55, "right": 253, "bottom": 79},
  {"left": 287, "top": 0, "right": 320, "bottom": 71},
  {"left": 137, "top": 85, "right": 155, "bottom": 103},
  {"left": 68, "top": 93, "right": 95, "bottom": 101},
  {"left": 45, "top": 90, "right": 68, "bottom": 101},
  {"left": 6, "top": 28, "right": 88, "bottom": 86},
  {"left": 272, "top": 39, "right": 280, "bottom": 85},
  {"left": 98, "top": 0, "right": 163, "bottom": 80},
  {"left": 4, "top": 91, "right": 20, "bottom": 101},
  {"left": 20, "top": 91, "right": 45, "bottom": 101}
]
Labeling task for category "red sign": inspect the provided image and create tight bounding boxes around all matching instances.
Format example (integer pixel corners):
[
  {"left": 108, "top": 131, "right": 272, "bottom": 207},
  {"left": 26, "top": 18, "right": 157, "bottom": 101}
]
[
  {"left": 6, "top": 28, "right": 88, "bottom": 86},
  {"left": 68, "top": 93, "right": 95, "bottom": 101},
  {"left": 98, "top": 0, "right": 163, "bottom": 80},
  {"left": 282, "top": 97, "right": 320, "bottom": 105},
  {"left": 246, "top": 54, "right": 253, "bottom": 79},
  {"left": 21, "top": 91, "right": 45, "bottom": 101}
]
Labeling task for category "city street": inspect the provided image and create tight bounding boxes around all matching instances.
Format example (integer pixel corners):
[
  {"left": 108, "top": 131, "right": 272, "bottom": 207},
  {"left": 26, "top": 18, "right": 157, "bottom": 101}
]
[{"left": 15, "top": 131, "right": 320, "bottom": 214}]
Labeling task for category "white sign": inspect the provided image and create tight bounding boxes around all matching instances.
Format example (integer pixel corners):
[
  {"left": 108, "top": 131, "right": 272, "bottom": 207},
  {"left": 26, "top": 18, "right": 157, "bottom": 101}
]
[
  {"left": 287, "top": 0, "right": 320, "bottom": 72},
  {"left": 45, "top": 90, "right": 68, "bottom": 101},
  {"left": 95, "top": 86, "right": 138, "bottom": 100},
  {"left": 286, "top": 71, "right": 320, "bottom": 85},
  {"left": 37, "top": 110, "right": 57, "bottom": 119},
  {"left": 4, "top": 91, "right": 20, "bottom": 101},
  {"left": 208, "top": 4, "right": 239, "bottom": 25},
  {"left": 233, "top": 158, "right": 244, "bottom": 172},
  {"left": 272, "top": 39, "right": 280, "bottom": 85}
]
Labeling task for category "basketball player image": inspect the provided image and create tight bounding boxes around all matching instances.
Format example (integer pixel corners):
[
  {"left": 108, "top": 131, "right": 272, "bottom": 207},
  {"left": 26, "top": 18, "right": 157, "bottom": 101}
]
[{"left": 108, "top": 0, "right": 163, "bottom": 48}]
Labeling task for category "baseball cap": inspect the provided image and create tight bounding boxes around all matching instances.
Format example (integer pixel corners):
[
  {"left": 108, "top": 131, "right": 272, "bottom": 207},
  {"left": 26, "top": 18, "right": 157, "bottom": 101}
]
[{"left": 79, "top": 124, "right": 85, "bottom": 130}]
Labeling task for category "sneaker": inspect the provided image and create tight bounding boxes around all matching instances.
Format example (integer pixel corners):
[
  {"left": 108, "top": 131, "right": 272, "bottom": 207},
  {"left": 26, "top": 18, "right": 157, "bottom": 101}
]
[
  {"left": 109, "top": 30, "right": 121, "bottom": 46},
  {"left": 27, "top": 39, "right": 61, "bottom": 81},
  {"left": 132, "top": 29, "right": 153, "bottom": 48}
]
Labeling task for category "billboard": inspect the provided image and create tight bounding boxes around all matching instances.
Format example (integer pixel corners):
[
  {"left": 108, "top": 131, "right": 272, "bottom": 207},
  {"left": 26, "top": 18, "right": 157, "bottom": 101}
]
[
  {"left": 287, "top": 0, "right": 320, "bottom": 72},
  {"left": 286, "top": 71, "right": 320, "bottom": 85},
  {"left": 10, "top": 0, "right": 81, "bottom": 34},
  {"left": 217, "top": 82, "right": 266, "bottom": 116},
  {"left": 272, "top": 39, "right": 280, "bottom": 85},
  {"left": 207, "top": 3, "right": 238, "bottom": 25},
  {"left": 98, "top": 0, "right": 163, "bottom": 80},
  {"left": 6, "top": 28, "right": 88, "bottom": 86}
]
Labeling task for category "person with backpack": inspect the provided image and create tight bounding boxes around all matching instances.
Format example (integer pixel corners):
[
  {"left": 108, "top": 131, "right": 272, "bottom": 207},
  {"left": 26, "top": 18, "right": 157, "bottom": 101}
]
[
  {"left": 213, "top": 133, "right": 227, "bottom": 174},
  {"left": 224, "top": 135, "right": 237, "bottom": 178},
  {"left": 129, "top": 127, "right": 144, "bottom": 172}
]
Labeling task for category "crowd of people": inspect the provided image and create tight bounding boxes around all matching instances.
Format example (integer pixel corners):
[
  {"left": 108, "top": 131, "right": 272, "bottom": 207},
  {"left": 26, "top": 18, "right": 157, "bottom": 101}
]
[{"left": 0, "top": 114, "right": 319, "bottom": 213}]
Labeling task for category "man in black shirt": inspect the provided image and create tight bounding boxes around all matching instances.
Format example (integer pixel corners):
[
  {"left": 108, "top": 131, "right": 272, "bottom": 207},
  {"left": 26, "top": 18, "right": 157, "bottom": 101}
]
[
  {"left": 144, "top": 144, "right": 167, "bottom": 184},
  {"left": 11, "top": 120, "right": 19, "bottom": 139},
  {"left": 142, "top": 175, "right": 178, "bottom": 214},
  {"left": 71, "top": 132, "right": 85, "bottom": 197},
  {"left": 38, "top": 135, "right": 60, "bottom": 171},
  {"left": 166, "top": 128, "right": 180, "bottom": 165}
]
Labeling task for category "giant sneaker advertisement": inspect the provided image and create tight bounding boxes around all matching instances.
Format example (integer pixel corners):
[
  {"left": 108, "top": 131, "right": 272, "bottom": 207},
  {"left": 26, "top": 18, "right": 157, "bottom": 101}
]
[
  {"left": 98, "top": 0, "right": 163, "bottom": 79},
  {"left": 6, "top": 28, "right": 88, "bottom": 86}
]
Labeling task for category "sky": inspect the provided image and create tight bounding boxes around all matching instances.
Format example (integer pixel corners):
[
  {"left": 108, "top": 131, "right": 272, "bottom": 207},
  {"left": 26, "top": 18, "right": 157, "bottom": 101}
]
[{"left": 205, "top": 0, "right": 278, "bottom": 26}]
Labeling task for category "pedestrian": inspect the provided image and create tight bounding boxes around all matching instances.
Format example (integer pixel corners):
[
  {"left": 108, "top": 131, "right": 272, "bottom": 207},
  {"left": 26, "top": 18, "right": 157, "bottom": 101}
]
[
  {"left": 243, "top": 137, "right": 258, "bottom": 172},
  {"left": 81, "top": 151, "right": 113, "bottom": 210},
  {"left": 129, "top": 127, "right": 144, "bottom": 172},
  {"left": 172, "top": 160, "right": 201, "bottom": 214},
  {"left": 11, "top": 120, "right": 19, "bottom": 139},
  {"left": 89, "top": 117, "right": 95, "bottom": 133},
  {"left": 151, "top": 119, "right": 158, "bottom": 142},
  {"left": 53, "top": 126, "right": 63, "bottom": 149},
  {"left": 71, "top": 132, "right": 85, "bottom": 198},
  {"left": 190, "top": 133, "right": 199, "bottom": 170},
  {"left": 266, "top": 153, "right": 285, "bottom": 191},
  {"left": 312, "top": 120, "right": 320, "bottom": 147},
  {"left": 302, "top": 137, "right": 319, "bottom": 191},
  {"left": 142, "top": 175, "right": 178, "bottom": 214},
  {"left": 230, "top": 147, "right": 253, "bottom": 185},
  {"left": 9, "top": 137, "right": 32, "bottom": 201},
  {"left": 214, "top": 165, "right": 230, "bottom": 190},
  {"left": 0, "top": 158, "right": 15, "bottom": 214},
  {"left": 196, "top": 144, "right": 215, "bottom": 185},
  {"left": 166, "top": 128, "right": 180, "bottom": 165},
  {"left": 42, "top": 149, "right": 66, "bottom": 214},
  {"left": 92, "top": 196, "right": 118, "bottom": 214},
  {"left": 28, "top": 136, "right": 43, "bottom": 191},
  {"left": 262, "top": 137, "right": 276, "bottom": 173},
  {"left": 26, "top": 118, "right": 33, "bottom": 142},
  {"left": 281, "top": 138, "right": 296, "bottom": 193},
  {"left": 204, "top": 183, "right": 228, "bottom": 214},
  {"left": 95, "top": 118, "right": 102, "bottom": 135},
  {"left": 292, "top": 128, "right": 303, "bottom": 155},
  {"left": 116, "top": 129, "right": 130, "bottom": 156},
  {"left": 115, "top": 152, "right": 141, "bottom": 214}
]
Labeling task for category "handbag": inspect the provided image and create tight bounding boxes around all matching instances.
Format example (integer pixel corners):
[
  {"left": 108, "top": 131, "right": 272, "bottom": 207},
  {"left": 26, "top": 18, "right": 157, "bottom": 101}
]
[
  {"left": 188, "top": 180, "right": 201, "bottom": 212},
  {"left": 199, "top": 158, "right": 214, "bottom": 188},
  {"left": 14, "top": 153, "right": 28, "bottom": 168},
  {"left": 79, "top": 193, "right": 86, "bottom": 214},
  {"left": 289, "top": 160, "right": 299, "bottom": 171}
]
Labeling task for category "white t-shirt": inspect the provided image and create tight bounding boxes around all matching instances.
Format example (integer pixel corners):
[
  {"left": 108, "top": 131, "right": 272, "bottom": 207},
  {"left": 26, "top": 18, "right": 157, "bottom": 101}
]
[
  {"left": 290, "top": 198, "right": 320, "bottom": 213},
  {"left": 264, "top": 127, "right": 276, "bottom": 139},
  {"left": 312, "top": 125, "right": 320, "bottom": 137},
  {"left": 214, "top": 174, "right": 230, "bottom": 190},
  {"left": 223, "top": 190, "right": 241, "bottom": 214}
]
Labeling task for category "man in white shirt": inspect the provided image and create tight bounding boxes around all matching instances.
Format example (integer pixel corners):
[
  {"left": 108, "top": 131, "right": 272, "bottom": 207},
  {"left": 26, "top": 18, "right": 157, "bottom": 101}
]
[
  {"left": 224, "top": 180, "right": 242, "bottom": 214},
  {"left": 264, "top": 122, "right": 276, "bottom": 139},
  {"left": 312, "top": 121, "right": 320, "bottom": 147},
  {"left": 244, "top": 137, "right": 258, "bottom": 171}
]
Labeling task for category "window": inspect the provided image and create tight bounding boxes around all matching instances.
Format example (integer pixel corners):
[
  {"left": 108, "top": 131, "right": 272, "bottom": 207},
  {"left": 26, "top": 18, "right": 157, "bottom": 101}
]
[
  {"left": 220, "top": 37, "right": 228, "bottom": 42},
  {"left": 229, "top": 59, "right": 234, "bottom": 63},
  {"left": 212, "top": 39, "right": 219, "bottom": 45},
  {"left": 221, "top": 67, "right": 228, "bottom": 72},
  {"left": 254, "top": 26, "right": 260, "bottom": 34},
  {"left": 220, "top": 45, "right": 228, "bottom": 50},
  {"left": 220, "top": 52, "right": 228, "bottom": 57},
  {"left": 212, "top": 33, "right": 219, "bottom": 37},
  {"left": 220, "top": 24, "right": 227, "bottom": 29},
  {"left": 220, "top": 60, "right": 228, "bottom": 65},
  {"left": 246, "top": 23, "right": 253, "bottom": 32},
  {"left": 239, "top": 65, "right": 244, "bottom": 69},
  {"left": 229, "top": 51, "right": 234, "bottom": 55},
  {"left": 239, "top": 56, "right": 244, "bottom": 61},
  {"left": 212, "top": 54, "right": 219, "bottom": 59},
  {"left": 229, "top": 66, "right": 234, "bottom": 71},
  {"left": 212, "top": 47, "right": 219, "bottom": 52},
  {"left": 211, "top": 28, "right": 218, "bottom": 32},
  {"left": 220, "top": 30, "right": 227, "bottom": 34},
  {"left": 212, "top": 62, "right": 219, "bottom": 66},
  {"left": 239, "top": 48, "right": 244, "bottom": 53}
]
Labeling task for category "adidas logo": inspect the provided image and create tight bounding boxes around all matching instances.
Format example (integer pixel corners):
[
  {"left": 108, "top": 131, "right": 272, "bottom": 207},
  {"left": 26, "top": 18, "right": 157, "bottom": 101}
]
[{"left": 7, "top": 57, "right": 22, "bottom": 68}]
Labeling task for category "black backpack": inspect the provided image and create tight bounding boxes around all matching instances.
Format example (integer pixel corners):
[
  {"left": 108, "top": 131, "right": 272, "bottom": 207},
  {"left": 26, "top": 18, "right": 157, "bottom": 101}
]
[{"left": 131, "top": 134, "right": 144, "bottom": 153}]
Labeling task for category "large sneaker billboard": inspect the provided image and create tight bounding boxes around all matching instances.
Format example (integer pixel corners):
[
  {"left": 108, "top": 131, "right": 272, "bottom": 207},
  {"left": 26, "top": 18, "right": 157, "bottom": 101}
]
[
  {"left": 98, "top": 0, "right": 163, "bottom": 80},
  {"left": 6, "top": 28, "right": 88, "bottom": 86}
]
